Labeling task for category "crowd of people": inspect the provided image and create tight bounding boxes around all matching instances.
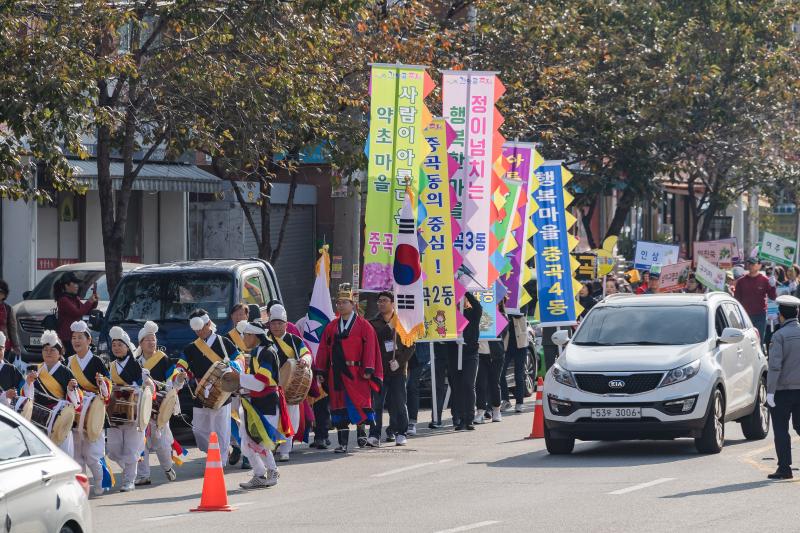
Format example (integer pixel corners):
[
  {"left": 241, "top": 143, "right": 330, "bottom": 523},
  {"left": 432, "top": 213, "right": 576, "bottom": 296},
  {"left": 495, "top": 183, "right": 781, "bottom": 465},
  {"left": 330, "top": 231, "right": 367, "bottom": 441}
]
[{"left": 0, "top": 280, "right": 536, "bottom": 495}]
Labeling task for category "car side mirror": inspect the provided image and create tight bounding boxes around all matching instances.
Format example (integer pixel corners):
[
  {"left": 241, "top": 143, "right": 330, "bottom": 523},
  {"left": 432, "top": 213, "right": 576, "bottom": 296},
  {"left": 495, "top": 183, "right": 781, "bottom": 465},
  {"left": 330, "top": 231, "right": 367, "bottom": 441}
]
[
  {"left": 22, "top": 290, "right": 31, "bottom": 300},
  {"left": 551, "top": 330, "right": 571, "bottom": 346},
  {"left": 247, "top": 304, "right": 261, "bottom": 321},
  {"left": 88, "top": 309, "right": 104, "bottom": 331},
  {"left": 718, "top": 327, "right": 744, "bottom": 344}
]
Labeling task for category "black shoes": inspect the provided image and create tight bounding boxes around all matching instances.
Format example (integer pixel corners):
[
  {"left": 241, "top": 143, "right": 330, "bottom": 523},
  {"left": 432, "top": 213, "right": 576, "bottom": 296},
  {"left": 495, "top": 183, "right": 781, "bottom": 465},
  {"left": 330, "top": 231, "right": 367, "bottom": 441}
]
[
  {"left": 229, "top": 445, "right": 242, "bottom": 466},
  {"left": 428, "top": 422, "right": 443, "bottom": 430},
  {"left": 465, "top": 424, "right": 476, "bottom": 431},
  {"left": 768, "top": 469, "right": 794, "bottom": 480}
]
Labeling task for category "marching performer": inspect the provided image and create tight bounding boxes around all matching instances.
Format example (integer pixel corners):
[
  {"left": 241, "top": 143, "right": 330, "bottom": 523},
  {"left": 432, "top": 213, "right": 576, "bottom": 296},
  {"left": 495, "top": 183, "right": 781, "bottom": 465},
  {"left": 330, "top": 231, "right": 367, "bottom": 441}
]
[
  {"left": 68, "top": 320, "right": 112, "bottom": 496},
  {"left": 134, "top": 321, "right": 179, "bottom": 486},
  {"left": 106, "top": 326, "right": 148, "bottom": 492},
  {"left": 21, "top": 330, "right": 80, "bottom": 456},
  {"left": 314, "top": 284, "right": 382, "bottom": 453},
  {"left": 172, "top": 308, "right": 240, "bottom": 465},
  {"left": 226, "top": 302, "right": 249, "bottom": 468},
  {"left": 0, "top": 332, "right": 23, "bottom": 407},
  {"left": 236, "top": 320, "right": 293, "bottom": 489},
  {"left": 266, "top": 304, "right": 312, "bottom": 461}
]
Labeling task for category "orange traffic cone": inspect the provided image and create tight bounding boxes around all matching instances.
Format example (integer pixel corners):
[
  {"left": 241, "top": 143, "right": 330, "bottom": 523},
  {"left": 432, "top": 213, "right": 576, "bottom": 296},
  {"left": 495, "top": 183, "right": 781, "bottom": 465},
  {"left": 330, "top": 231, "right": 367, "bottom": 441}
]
[
  {"left": 526, "top": 377, "right": 545, "bottom": 439},
  {"left": 190, "top": 432, "right": 234, "bottom": 512}
]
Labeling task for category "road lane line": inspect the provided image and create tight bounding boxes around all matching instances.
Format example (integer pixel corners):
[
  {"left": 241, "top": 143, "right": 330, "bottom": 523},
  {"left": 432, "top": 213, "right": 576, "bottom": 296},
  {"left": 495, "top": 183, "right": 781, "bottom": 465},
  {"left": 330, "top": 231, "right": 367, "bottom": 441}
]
[
  {"left": 608, "top": 478, "right": 675, "bottom": 495},
  {"left": 372, "top": 458, "right": 453, "bottom": 478},
  {"left": 141, "top": 501, "right": 255, "bottom": 522},
  {"left": 434, "top": 520, "right": 501, "bottom": 532}
]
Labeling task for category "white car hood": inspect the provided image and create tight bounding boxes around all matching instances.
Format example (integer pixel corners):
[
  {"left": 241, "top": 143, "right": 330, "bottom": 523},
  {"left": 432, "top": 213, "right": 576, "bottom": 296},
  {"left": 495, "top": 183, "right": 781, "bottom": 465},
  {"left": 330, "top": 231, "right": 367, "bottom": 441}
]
[{"left": 560, "top": 341, "right": 709, "bottom": 372}]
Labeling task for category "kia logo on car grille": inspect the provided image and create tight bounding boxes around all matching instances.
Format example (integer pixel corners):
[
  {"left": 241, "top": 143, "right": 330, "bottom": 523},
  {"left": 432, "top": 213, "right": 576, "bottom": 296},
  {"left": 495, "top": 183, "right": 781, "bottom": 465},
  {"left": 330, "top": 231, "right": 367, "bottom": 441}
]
[{"left": 608, "top": 379, "right": 626, "bottom": 389}]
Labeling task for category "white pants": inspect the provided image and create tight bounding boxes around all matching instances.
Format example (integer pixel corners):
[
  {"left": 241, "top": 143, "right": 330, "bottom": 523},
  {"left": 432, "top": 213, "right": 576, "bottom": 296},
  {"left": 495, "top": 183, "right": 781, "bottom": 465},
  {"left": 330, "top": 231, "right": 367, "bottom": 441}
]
[
  {"left": 58, "top": 432, "right": 74, "bottom": 457},
  {"left": 73, "top": 429, "right": 105, "bottom": 488},
  {"left": 107, "top": 423, "right": 145, "bottom": 485},
  {"left": 239, "top": 410, "right": 277, "bottom": 478},
  {"left": 277, "top": 404, "right": 301, "bottom": 455},
  {"left": 192, "top": 403, "right": 231, "bottom": 465},
  {"left": 137, "top": 420, "right": 174, "bottom": 478}
]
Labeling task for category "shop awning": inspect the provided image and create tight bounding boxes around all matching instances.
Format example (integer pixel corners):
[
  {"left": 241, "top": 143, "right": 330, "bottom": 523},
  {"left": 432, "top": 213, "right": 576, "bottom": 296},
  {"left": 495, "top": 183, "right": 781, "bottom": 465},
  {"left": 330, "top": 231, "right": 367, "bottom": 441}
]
[{"left": 69, "top": 159, "right": 224, "bottom": 193}]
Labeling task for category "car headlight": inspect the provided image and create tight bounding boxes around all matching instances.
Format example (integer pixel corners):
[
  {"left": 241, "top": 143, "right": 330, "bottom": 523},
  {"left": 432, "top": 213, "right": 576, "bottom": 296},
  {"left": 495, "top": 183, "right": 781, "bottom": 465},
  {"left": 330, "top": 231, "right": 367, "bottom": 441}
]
[
  {"left": 552, "top": 363, "right": 576, "bottom": 388},
  {"left": 660, "top": 360, "right": 701, "bottom": 387}
]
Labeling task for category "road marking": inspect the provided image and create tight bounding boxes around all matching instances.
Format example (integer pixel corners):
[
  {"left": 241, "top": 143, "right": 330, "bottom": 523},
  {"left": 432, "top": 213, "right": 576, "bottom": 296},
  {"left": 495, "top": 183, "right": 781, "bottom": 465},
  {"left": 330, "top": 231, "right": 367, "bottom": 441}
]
[
  {"left": 434, "top": 520, "right": 501, "bottom": 533},
  {"left": 608, "top": 478, "right": 675, "bottom": 495},
  {"left": 372, "top": 458, "right": 453, "bottom": 478}
]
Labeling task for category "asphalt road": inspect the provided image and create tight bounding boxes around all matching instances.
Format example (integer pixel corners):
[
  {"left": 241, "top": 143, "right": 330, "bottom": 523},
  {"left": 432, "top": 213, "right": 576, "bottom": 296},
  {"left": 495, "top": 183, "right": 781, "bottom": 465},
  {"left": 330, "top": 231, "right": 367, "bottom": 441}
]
[{"left": 91, "top": 407, "right": 800, "bottom": 533}]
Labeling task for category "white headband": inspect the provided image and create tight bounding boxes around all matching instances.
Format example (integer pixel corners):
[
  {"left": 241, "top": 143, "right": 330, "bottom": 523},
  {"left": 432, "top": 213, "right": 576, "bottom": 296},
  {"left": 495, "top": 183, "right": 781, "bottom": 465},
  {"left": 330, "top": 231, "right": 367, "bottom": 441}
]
[
  {"left": 70, "top": 320, "right": 89, "bottom": 333},
  {"left": 41, "top": 330, "right": 62, "bottom": 348},
  {"left": 138, "top": 320, "right": 159, "bottom": 342},
  {"left": 238, "top": 320, "right": 266, "bottom": 336},
  {"left": 0, "top": 331, "right": 6, "bottom": 347},
  {"left": 190, "top": 314, "right": 211, "bottom": 331}
]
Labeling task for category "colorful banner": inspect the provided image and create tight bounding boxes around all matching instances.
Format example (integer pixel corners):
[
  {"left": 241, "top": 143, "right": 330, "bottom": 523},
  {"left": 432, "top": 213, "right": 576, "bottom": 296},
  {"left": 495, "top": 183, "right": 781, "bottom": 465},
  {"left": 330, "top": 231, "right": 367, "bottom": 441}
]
[
  {"left": 594, "top": 236, "right": 618, "bottom": 277},
  {"left": 419, "top": 118, "right": 460, "bottom": 341},
  {"left": 572, "top": 252, "right": 598, "bottom": 281},
  {"left": 473, "top": 285, "right": 508, "bottom": 340},
  {"left": 392, "top": 186, "right": 425, "bottom": 346},
  {"left": 532, "top": 162, "right": 582, "bottom": 327},
  {"left": 363, "top": 63, "right": 434, "bottom": 290},
  {"left": 696, "top": 256, "right": 727, "bottom": 291},
  {"left": 694, "top": 240, "right": 735, "bottom": 269},
  {"left": 501, "top": 142, "right": 542, "bottom": 313},
  {"left": 658, "top": 260, "right": 692, "bottom": 292},
  {"left": 442, "top": 70, "right": 505, "bottom": 291},
  {"left": 758, "top": 231, "right": 797, "bottom": 268},
  {"left": 633, "top": 241, "right": 680, "bottom": 270}
]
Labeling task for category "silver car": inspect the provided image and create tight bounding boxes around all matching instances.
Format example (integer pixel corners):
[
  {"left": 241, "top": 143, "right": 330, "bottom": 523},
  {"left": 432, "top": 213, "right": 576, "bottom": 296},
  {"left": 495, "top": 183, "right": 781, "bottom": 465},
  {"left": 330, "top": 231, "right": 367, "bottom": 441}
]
[
  {"left": 13, "top": 263, "right": 142, "bottom": 362},
  {"left": 0, "top": 403, "right": 93, "bottom": 533}
]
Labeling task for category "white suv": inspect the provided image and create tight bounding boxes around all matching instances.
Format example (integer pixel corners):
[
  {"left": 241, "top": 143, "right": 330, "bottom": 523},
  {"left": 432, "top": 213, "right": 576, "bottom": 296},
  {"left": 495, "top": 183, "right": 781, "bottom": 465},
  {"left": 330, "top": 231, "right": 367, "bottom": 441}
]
[{"left": 543, "top": 293, "right": 770, "bottom": 454}]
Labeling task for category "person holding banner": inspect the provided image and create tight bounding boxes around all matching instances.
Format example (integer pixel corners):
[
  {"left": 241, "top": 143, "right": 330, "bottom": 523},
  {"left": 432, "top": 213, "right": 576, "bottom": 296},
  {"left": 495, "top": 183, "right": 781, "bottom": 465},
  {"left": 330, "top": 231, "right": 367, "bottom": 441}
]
[
  {"left": 734, "top": 257, "right": 777, "bottom": 340},
  {"left": 449, "top": 292, "right": 483, "bottom": 432}
]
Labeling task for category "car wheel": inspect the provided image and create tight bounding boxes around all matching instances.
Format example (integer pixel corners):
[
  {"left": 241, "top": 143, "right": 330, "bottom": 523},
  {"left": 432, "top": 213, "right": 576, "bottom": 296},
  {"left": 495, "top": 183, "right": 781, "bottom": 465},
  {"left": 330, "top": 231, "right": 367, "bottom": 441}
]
[
  {"left": 740, "top": 374, "right": 770, "bottom": 440},
  {"left": 523, "top": 348, "right": 536, "bottom": 397},
  {"left": 544, "top": 424, "right": 575, "bottom": 455},
  {"left": 59, "top": 525, "right": 78, "bottom": 533},
  {"left": 695, "top": 389, "right": 725, "bottom": 454}
]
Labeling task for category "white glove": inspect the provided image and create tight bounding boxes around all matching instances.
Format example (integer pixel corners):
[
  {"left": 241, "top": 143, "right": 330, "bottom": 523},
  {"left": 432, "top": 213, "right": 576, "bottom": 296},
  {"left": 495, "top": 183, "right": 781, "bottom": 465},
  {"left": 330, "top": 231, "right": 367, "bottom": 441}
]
[
  {"left": 769, "top": 276, "right": 777, "bottom": 287},
  {"left": 767, "top": 393, "right": 775, "bottom": 408}
]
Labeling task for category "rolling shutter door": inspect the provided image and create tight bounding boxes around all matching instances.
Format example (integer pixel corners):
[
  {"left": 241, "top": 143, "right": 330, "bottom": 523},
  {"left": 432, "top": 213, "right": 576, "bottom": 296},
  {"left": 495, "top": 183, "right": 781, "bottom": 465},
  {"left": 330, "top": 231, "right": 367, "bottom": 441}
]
[{"left": 243, "top": 205, "right": 315, "bottom": 321}]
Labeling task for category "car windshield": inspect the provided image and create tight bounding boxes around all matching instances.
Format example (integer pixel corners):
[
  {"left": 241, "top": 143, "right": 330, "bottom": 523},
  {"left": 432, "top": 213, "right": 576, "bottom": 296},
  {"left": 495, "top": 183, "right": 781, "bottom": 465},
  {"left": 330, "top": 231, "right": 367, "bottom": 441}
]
[
  {"left": 28, "top": 270, "right": 110, "bottom": 300},
  {"left": 572, "top": 305, "right": 709, "bottom": 346},
  {"left": 107, "top": 273, "right": 232, "bottom": 324}
]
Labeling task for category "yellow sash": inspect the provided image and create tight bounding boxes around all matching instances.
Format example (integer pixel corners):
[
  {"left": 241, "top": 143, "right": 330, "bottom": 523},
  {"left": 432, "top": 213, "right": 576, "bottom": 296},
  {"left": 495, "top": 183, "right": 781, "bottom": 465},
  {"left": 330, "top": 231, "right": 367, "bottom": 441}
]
[
  {"left": 142, "top": 351, "right": 167, "bottom": 372},
  {"left": 274, "top": 335, "right": 296, "bottom": 359},
  {"left": 38, "top": 364, "right": 65, "bottom": 399},
  {"left": 193, "top": 337, "right": 223, "bottom": 364},
  {"left": 69, "top": 356, "right": 99, "bottom": 393},
  {"left": 228, "top": 329, "right": 248, "bottom": 352},
  {"left": 110, "top": 361, "right": 127, "bottom": 386}
]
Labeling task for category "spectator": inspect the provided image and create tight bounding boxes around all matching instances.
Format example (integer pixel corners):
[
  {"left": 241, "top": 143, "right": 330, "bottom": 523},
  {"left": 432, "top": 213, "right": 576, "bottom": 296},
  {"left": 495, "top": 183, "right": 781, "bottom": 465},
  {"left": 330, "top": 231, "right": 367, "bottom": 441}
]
[
  {"left": 636, "top": 272, "right": 661, "bottom": 295},
  {"left": 635, "top": 271, "right": 651, "bottom": 294},
  {"left": 787, "top": 264, "right": 800, "bottom": 294},
  {"left": 684, "top": 274, "right": 706, "bottom": 294},
  {"left": 734, "top": 257, "right": 777, "bottom": 340},
  {"left": 0, "top": 280, "right": 21, "bottom": 363},
  {"left": 605, "top": 277, "right": 620, "bottom": 296},
  {"left": 578, "top": 282, "right": 598, "bottom": 318},
  {"left": 55, "top": 272, "right": 98, "bottom": 355}
]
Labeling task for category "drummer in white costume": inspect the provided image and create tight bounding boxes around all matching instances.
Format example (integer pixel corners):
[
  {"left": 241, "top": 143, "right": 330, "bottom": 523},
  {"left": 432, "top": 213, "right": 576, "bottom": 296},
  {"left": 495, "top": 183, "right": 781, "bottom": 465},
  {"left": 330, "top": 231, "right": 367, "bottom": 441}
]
[
  {"left": 172, "top": 308, "right": 240, "bottom": 465},
  {"left": 21, "top": 330, "right": 80, "bottom": 457},
  {"left": 135, "top": 321, "right": 178, "bottom": 485},
  {"left": 106, "top": 326, "right": 149, "bottom": 492},
  {"left": 266, "top": 304, "right": 312, "bottom": 462},
  {"left": 68, "top": 320, "right": 112, "bottom": 496}
]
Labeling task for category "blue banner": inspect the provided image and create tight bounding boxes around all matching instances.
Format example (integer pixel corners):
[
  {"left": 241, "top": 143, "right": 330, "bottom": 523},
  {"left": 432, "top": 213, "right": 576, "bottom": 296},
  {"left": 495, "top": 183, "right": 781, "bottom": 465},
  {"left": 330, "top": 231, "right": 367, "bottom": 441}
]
[{"left": 532, "top": 164, "right": 578, "bottom": 326}]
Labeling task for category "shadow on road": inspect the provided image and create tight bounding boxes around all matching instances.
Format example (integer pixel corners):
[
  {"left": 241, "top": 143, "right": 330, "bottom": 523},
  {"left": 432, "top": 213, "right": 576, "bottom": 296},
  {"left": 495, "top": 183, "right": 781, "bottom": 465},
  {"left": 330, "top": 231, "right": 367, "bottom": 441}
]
[{"left": 661, "top": 480, "right": 773, "bottom": 498}]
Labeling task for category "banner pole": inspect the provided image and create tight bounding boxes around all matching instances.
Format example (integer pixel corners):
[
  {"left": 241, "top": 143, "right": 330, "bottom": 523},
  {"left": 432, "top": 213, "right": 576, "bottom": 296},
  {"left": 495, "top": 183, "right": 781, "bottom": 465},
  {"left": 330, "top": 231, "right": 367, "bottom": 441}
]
[{"left": 429, "top": 341, "right": 439, "bottom": 425}]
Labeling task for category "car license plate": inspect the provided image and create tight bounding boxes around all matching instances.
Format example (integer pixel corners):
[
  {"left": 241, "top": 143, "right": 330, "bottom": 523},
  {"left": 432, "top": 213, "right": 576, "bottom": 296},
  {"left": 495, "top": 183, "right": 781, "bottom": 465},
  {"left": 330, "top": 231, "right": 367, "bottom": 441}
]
[
  {"left": 29, "top": 336, "right": 41, "bottom": 346},
  {"left": 591, "top": 407, "right": 642, "bottom": 419}
]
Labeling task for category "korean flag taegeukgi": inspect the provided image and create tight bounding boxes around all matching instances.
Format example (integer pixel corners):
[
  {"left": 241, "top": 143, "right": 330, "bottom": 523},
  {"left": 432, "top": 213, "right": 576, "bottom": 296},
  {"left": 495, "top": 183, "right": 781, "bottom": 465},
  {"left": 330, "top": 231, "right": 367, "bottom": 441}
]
[{"left": 393, "top": 186, "right": 425, "bottom": 346}]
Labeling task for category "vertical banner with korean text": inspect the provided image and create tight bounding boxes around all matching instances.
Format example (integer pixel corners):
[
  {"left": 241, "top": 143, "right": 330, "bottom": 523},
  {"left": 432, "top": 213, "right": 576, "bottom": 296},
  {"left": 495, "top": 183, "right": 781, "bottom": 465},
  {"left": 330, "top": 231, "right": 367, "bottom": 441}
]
[
  {"left": 363, "top": 63, "right": 434, "bottom": 291},
  {"left": 500, "top": 142, "right": 542, "bottom": 313},
  {"left": 532, "top": 162, "right": 582, "bottom": 326},
  {"left": 419, "top": 118, "right": 460, "bottom": 341},
  {"left": 442, "top": 70, "right": 505, "bottom": 291}
]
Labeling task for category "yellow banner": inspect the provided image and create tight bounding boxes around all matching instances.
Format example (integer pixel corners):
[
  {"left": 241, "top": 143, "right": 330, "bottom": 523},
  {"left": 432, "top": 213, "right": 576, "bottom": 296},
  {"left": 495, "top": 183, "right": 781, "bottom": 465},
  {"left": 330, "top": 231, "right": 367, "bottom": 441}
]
[{"left": 419, "top": 118, "right": 459, "bottom": 341}]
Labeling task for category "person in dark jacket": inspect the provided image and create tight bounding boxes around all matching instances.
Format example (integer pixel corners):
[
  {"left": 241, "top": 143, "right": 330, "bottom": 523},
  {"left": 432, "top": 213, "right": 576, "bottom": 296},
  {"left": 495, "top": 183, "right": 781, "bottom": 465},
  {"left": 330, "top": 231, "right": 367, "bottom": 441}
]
[
  {"left": 578, "top": 282, "right": 598, "bottom": 320},
  {"left": 449, "top": 291, "right": 482, "bottom": 431},
  {"left": 0, "top": 280, "right": 21, "bottom": 362},
  {"left": 476, "top": 307, "right": 507, "bottom": 424},
  {"left": 367, "top": 291, "right": 415, "bottom": 446},
  {"left": 55, "top": 272, "right": 98, "bottom": 354}
]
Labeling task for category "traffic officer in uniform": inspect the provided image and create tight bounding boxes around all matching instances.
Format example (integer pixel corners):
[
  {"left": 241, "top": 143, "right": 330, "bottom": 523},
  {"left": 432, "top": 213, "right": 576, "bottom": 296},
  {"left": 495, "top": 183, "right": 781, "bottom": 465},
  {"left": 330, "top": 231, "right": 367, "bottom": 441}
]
[{"left": 766, "top": 294, "right": 800, "bottom": 480}]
